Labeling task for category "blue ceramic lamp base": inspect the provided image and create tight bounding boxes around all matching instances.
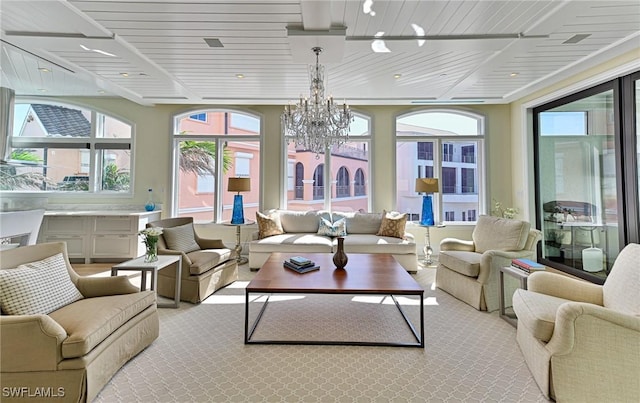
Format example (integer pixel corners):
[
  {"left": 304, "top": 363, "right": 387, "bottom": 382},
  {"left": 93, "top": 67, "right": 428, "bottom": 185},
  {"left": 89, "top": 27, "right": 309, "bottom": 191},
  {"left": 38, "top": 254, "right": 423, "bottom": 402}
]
[
  {"left": 231, "top": 194, "right": 245, "bottom": 224},
  {"left": 420, "top": 194, "right": 434, "bottom": 226}
]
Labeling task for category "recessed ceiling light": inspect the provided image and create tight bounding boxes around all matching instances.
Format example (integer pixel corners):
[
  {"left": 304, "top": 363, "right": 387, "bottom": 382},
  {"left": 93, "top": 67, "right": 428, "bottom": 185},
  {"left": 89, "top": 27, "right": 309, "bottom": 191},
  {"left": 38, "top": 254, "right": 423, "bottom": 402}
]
[
  {"left": 393, "top": 74, "right": 402, "bottom": 79},
  {"left": 120, "top": 72, "right": 129, "bottom": 77},
  {"left": 236, "top": 74, "right": 245, "bottom": 79},
  {"left": 510, "top": 72, "right": 519, "bottom": 77},
  {"left": 38, "top": 67, "right": 51, "bottom": 73},
  {"left": 98, "top": 90, "right": 106, "bottom": 94},
  {"left": 38, "top": 89, "right": 47, "bottom": 92}
]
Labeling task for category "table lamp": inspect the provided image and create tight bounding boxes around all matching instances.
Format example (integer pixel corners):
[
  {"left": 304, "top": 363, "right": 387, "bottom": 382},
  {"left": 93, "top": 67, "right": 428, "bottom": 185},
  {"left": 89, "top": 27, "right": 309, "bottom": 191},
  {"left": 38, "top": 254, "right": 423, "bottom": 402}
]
[
  {"left": 228, "top": 177, "right": 251, "bottom": 224},
  {"left": 415, "top": 178, "right": 439, "bottom": 226}
]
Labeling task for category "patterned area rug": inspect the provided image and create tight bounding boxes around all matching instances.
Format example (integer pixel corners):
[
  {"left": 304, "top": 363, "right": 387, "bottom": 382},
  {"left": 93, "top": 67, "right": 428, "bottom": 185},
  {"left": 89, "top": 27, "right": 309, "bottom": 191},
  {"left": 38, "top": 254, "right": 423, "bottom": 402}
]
[{"left": 94, "top": 265, "right": 547, "bottom": 402}]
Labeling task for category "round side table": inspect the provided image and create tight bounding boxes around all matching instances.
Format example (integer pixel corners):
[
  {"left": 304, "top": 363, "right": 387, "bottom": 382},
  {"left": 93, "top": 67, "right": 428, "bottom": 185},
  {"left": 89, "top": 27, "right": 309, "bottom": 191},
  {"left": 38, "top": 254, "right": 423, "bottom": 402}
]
[
  {"left": 418, "top": 224, "right": 446, "bottom": 265},
  {"left": 223, "top": 220, "right": 255, "bottom": 265}
]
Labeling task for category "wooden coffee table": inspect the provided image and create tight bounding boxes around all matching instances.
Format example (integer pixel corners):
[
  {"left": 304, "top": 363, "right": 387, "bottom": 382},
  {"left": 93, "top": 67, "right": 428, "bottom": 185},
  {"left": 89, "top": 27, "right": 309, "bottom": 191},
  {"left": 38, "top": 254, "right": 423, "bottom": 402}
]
[{"left": 245, "top": 253, "right": 424, "bottom": 347}]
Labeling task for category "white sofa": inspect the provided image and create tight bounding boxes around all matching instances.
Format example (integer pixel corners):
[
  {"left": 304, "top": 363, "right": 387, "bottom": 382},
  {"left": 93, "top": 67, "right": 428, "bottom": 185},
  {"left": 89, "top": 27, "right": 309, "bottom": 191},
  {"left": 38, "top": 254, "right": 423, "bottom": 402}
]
[{"left": 248, "top": 210, "right": 418, "bottom": 272}]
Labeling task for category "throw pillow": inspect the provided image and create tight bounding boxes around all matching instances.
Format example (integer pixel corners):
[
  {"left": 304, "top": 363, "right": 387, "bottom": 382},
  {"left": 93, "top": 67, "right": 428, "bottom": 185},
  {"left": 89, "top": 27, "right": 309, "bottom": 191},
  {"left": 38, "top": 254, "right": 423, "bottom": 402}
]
[
  {"left": 162, "top": 223, "right": 201, "bottom": 253},
  {"left": 317, "top": 217, "right": 347, "bottom": 237},
  {"left": 376, "top": 210, "right": 408, "bottom": 239},
  {"left": 256, "top": 211, "right": 284, "bottom": 239},
  {"left": 0, "top": 253, "right": 84, "bottom": 315}
]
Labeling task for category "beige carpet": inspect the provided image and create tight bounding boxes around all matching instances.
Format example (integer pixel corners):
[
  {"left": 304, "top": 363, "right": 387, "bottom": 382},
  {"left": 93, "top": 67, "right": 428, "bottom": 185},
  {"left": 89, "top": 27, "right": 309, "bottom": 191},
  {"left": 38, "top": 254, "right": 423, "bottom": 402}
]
[{"left": 93, "top": 264, "right": 547, "bottom": 402}]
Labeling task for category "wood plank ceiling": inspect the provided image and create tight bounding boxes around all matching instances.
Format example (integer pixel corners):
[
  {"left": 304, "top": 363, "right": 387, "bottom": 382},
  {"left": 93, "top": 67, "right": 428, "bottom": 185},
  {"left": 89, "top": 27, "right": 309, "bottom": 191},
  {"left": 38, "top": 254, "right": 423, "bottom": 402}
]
[{"left": 1, "top": 0, "right": 638, "bottom": 106}]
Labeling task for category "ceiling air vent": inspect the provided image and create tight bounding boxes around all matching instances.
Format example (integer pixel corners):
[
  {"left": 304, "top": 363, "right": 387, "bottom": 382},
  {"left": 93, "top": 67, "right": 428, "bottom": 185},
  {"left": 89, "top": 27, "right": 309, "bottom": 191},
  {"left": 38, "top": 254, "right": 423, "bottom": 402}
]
[
  {"left": 204, "top": 38, "right": 224, "bottom": 48},
  {"left": 563, "top": 34, "right": 590, "bottom": 44}
]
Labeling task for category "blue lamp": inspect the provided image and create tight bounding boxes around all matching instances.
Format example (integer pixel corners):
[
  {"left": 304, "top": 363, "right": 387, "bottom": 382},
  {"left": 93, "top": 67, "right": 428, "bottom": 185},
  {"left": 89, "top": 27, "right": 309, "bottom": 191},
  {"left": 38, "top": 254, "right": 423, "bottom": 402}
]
[
  {"left": 228, "top": 177, "right": 251, "bottom": 224},
  {"left": 416, "top": 178, "right": 439, "bottom": 226}
]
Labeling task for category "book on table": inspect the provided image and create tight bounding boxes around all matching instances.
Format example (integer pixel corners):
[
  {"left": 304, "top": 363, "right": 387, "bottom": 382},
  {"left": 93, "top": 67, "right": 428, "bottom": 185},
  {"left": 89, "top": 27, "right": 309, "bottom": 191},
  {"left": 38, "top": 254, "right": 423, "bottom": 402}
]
[
  {"left": 289, "top": 256, "right": 313, "bottom": 266},
  {"left": 283, "top": 260, "right": 319, "bottom": 273},
  {"left": 511, "top": 258, "right": 545, "bottom": 273}
]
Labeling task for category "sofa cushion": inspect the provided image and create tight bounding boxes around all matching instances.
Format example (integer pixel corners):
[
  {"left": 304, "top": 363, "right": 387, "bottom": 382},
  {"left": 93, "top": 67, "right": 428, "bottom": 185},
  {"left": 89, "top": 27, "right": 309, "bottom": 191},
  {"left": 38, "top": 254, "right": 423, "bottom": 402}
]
[
  {"left": 472, "top": 215, "right": 530, "bottom": 253},
  {"left": 0, "top": 253, "right": 84, "bottom": 315},
  {"left": 333, "top": 212, "right": 382, "bottom": 234},
  {"left": 439, "top": 250, "right": 482, "bottom": 277},
  {"left": 162, "top": 223, "right": 200, "bottom": 253},
  {"left": 277, "top": 210, "right": 331, "bottom": 233},
  {"left": 317, "top": 217, "right": 347, "bottom": 237},
  {"left": 512, "top": 288, "right": 569, "bottom": 342},
  {"left": 186, "top": 248, "right": 233, "bottom": 275},
  {"left": 250, "top": 233, "right": 333, "bottom": 253},
  {"left": 341, "top": 234, "right": 416, "bottom": 254},
  {"left": 376, "top": 210, "right": 408, "bottom": 239},
  {"left": 256, "top": 211, "right": 285, "bottom": 238},
  {"left": 49, "top": 290, "right": 157, "bottom": 358}
]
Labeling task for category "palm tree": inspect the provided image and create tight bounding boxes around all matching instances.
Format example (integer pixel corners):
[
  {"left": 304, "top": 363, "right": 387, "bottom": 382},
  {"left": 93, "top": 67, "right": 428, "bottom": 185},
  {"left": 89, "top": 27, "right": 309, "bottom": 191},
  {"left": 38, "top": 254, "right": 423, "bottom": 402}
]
[{"left": 179, "top": 140, "right": 232, "bottom": 176}]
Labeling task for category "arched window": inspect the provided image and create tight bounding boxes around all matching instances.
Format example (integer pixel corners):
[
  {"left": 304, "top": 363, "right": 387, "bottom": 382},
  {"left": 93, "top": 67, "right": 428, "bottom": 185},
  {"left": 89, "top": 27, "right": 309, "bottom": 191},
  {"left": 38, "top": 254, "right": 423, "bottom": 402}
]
[
  {"left": 336, "top": 166, "right": 350, "bottom": 198},
  {"left": 396, "top": 110, "right": 485, "bottom": 223},
  {"left": 313, "top": 164, "right": 324, "bottom": 200},
  {"left": 294, "top": 162, "right": 304, "bottom": 200},
  {"left": 172, "top": 109, "right": 261, "bottom": 222},
  {"left": 354, "top": 168, "right": 366, "bottom": 196},
  {"left": 285, "top": 112, "right": 371, "bottom": 211},
  {"left": 4, "top": 101, "right": 132, "bottom": 194}
]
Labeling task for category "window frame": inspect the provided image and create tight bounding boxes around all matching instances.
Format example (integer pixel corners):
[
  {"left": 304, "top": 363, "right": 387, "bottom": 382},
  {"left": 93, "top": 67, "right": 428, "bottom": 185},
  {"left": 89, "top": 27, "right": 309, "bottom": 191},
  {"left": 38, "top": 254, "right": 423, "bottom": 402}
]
[
  {"left": 395, "top": 109, "right": 486, "bottom": 224},
  {"left": 4, "top": 99, "right": 134, "bottom": 196},
  {"left": 282, "top": 110, "right": 372, "bottom": 211},
  {"left": 171, "top": 108, "right": 262, "bottom": 223}
]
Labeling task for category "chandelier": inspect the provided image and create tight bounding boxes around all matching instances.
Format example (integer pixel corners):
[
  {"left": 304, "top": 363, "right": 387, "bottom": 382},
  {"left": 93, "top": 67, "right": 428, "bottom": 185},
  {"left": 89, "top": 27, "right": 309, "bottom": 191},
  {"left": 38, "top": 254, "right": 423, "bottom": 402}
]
[{"left": 282, "top": 47, "right": 354, "bottom": 157}]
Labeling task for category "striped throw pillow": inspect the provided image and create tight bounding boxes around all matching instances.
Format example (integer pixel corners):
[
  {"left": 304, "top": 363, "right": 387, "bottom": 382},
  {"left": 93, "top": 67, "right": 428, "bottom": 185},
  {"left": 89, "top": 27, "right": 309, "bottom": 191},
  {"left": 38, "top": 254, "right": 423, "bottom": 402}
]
[{"left": 162, "top": 223, "right": 201, "bottom": 253}]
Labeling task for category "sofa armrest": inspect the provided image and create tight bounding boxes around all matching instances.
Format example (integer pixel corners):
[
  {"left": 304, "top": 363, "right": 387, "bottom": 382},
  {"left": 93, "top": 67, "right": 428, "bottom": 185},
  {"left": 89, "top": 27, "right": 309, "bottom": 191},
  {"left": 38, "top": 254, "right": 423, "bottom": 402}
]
[
  {"left": 0, "top": 315, "right": 66, "bottom": 372},
  {"left": 528, "top": 271, "right": 603, "bottom": 305},
  {"left": 76, "top": 275, "right": 139, "bottom": 297},
  {"left": 195, "top": 236, "right": 227, "bottom": 250},
  {"left": 477, "top": 249, "right": 535, "bottom": 283},
  {"left": 440, "top": 238, "right": 475, "bottom": 251},
  {"left": 547, "top": 302, "right": 640, "bottom": 356}
]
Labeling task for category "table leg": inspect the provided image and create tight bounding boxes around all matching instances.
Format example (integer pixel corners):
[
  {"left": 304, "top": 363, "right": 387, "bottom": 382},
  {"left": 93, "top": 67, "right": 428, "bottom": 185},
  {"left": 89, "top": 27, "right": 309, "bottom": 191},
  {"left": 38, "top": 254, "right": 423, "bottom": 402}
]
[
  {"left": 423, "top": 227, "right": 433, "bottom": 265},
  {"left": 235, "top": 225, "right": 248, "bottom": 265},
  {"left": 140, "top": 271, "right": 147, "bottom": 291}
]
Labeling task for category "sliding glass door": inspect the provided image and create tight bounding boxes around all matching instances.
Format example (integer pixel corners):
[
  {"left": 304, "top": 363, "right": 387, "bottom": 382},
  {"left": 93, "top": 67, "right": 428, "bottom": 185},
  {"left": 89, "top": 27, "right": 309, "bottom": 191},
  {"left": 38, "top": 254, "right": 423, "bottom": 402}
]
[{"left": 534, "top": 71, "right": 639, "bottom": 283}]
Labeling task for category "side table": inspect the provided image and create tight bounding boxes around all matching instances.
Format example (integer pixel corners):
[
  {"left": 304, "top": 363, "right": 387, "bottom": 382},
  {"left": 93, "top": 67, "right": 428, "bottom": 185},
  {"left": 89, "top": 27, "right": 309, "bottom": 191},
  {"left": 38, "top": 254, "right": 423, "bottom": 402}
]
[
  {"left": 499, "top": 265, "right": 529, "bottom": 327},
  {"left": 418, "top": 224, "right": 445, "bottom": 265},
  {"left": 223, "top": 220, "right": 255, "bottom": 265},
  {"left": 111, "top": 255, "right": 182, "bottom": 308}
]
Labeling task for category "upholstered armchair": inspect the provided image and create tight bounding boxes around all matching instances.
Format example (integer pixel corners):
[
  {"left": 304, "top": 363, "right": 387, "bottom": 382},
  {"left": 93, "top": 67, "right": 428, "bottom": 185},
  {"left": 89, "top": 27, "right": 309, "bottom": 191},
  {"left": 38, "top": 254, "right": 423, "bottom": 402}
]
[
  {"left": 147, "top": 217, "right": 238, "bottom": 303},
  {"left": 512, "top": 243, "right": 640, "bottom": 402},
  {"left": 436, "top": 215, "right": 542, "bottom": 311},
  {"left": 0, "top": 242, "right": 159, "bottom": 402}
]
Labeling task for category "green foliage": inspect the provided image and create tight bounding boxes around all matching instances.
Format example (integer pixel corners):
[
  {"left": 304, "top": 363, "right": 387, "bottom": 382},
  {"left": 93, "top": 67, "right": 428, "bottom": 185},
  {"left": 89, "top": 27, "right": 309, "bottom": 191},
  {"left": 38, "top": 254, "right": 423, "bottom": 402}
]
[{"left": 102, "top": 163, "right": 130, "bottom": 191}]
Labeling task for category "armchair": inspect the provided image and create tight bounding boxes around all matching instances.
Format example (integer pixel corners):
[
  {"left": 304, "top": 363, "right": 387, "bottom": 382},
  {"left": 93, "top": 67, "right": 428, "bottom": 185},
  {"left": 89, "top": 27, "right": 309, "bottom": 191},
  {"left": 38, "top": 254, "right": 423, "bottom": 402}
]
[
  {"left": 513, "top": 243, "right": 640, "bottom": 402},
  {"left": 436, "top": 215, "right": 542, "bottom": 311},
  {"left": 147, "top": 217, "right": 238, "bottom": 303},
  {"left": 0, "top": 242, "right": 159, "bottom": 402}
]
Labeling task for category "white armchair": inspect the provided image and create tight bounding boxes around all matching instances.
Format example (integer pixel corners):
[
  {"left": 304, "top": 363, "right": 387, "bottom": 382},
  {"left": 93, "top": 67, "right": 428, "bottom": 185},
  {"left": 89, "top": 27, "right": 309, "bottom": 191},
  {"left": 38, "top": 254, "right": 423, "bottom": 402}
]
[
  {"left": 436, "top": 215, "right": 542, "bottom": 311},
  {"left": 512, "top": 243, "right": 640, "bottom": 402}
]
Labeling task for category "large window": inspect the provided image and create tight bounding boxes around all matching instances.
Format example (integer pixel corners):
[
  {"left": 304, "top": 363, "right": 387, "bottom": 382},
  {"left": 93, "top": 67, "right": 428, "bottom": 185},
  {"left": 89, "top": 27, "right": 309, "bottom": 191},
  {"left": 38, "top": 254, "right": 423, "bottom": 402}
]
[
  {"left": 172, "top": 110, "right": 261, "bottom": 223},
  {"left": 285, "top": 113, "right": 371, "bottom": 212},
  {"left": 2, "top": 102, "right": 132, "bottom": 193},
  {"left": 396, "top": 110, "right": 485, "bottom": 224},
  {"left": 534, "top": 71, "right": 640, "bottom": 283}
]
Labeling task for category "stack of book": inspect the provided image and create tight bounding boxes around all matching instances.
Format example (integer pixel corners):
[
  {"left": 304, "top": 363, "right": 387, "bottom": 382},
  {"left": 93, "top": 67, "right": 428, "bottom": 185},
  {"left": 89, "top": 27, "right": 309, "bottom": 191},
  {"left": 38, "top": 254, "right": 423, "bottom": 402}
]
[
  {"left": 511, "top": 258, "right": 545, "bottom": 273},
  {"left": 283, "top": 256, "right": 320, "bottom": 273}
]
